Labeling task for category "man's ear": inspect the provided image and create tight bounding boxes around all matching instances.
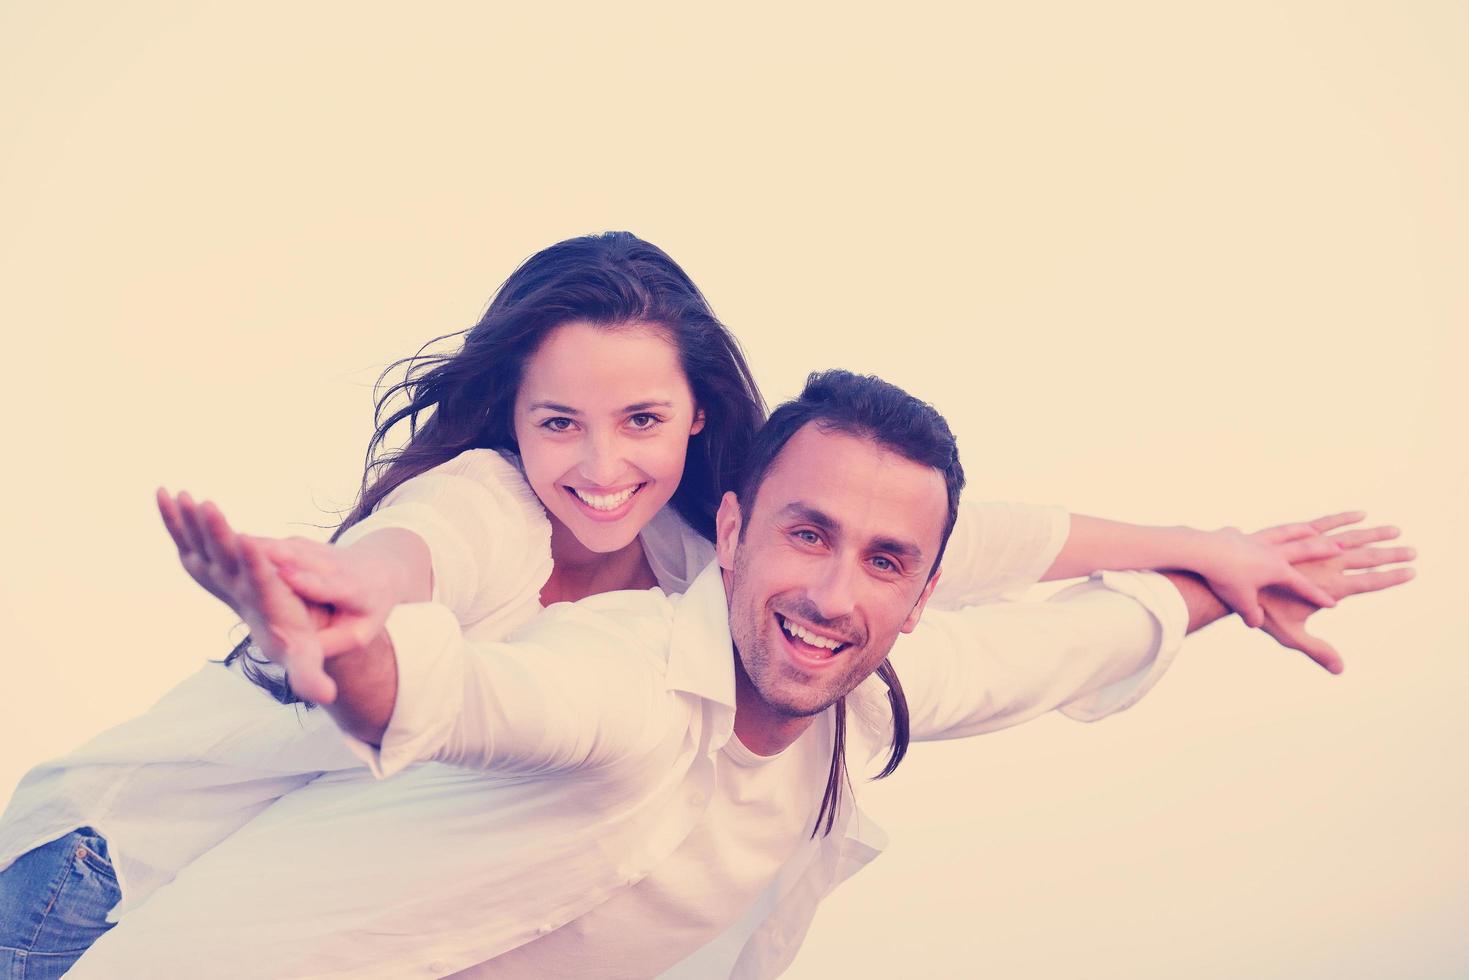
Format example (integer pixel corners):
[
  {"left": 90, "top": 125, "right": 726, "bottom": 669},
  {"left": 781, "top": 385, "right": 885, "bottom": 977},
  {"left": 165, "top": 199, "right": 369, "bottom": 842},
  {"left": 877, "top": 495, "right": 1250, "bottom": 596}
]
[
  {"left": 715, "top": 491, "right": 742, "bottom": 571},
  {"left": 900, "top": 566, "right": 942, "bottom": 634}
]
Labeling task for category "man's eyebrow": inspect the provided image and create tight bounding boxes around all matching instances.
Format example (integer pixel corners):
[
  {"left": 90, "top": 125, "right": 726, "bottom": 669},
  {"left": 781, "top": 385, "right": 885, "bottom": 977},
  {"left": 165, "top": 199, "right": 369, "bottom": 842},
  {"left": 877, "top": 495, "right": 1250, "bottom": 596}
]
[
  {"left": 870, "top": 536, "right": 925, "bottom": 564},
  {"left": 778, "top": 502, "right": 838, "bottom": 532}
]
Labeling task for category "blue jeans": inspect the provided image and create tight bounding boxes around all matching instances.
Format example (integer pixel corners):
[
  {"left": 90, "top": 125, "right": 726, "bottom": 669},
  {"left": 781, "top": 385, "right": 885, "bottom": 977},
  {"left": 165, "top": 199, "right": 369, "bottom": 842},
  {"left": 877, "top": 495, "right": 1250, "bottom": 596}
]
[{"left": 0, "top": 828, "right": 119, "bottom": 979}]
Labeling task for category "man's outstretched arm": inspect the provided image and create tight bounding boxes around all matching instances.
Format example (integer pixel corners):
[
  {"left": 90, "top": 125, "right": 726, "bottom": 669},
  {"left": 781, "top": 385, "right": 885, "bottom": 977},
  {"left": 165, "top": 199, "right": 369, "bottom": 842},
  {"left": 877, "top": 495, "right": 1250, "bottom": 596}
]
[
  {"left": 321, "top": 634, "right": 399, "bottom": 745},
  {"left": 889, "top": 516, "right": 1413, "bottom": 741}
]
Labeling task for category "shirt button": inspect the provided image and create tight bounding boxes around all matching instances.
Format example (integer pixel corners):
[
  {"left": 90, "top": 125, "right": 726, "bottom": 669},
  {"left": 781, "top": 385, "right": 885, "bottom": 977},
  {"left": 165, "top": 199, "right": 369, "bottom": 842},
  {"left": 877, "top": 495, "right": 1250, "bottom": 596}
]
[
  {"left": 427, "top": 960, "right": 446, "bottom": 974},
  {"left": 690, "top": 791, "right": 706, "bottom": 806},
  {"left": 537, "top": 922, "right": 556, "bottom": 935}
]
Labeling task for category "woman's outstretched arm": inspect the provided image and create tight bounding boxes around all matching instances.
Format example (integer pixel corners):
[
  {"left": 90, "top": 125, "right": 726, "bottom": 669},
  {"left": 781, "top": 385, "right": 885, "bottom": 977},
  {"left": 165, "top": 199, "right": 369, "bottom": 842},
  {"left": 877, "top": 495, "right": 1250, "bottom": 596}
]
[
  {"left": 157, "top": 489, "right": 428, "bottom": 705},
  {"left": 1042, "top": 512, "right": 1358, "bottom": 626}
]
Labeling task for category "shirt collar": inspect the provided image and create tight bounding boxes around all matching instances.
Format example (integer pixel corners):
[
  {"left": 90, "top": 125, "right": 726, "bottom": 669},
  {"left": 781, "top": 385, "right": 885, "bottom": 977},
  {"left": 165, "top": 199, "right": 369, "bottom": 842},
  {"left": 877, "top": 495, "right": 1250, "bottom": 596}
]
[{"left": 665, "top": 559, "right": 737, "bottom": 710}]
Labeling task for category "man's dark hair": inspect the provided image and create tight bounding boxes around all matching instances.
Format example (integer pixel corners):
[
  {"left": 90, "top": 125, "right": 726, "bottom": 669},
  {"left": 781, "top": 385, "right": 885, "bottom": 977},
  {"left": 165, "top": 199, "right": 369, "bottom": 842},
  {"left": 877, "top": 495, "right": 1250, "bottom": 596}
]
[
  {"left": 736, "top": 369, "right": 965, "bottom": 575},
  {"left": 733, "top": 369, "right": 966, "bottom": 837}
]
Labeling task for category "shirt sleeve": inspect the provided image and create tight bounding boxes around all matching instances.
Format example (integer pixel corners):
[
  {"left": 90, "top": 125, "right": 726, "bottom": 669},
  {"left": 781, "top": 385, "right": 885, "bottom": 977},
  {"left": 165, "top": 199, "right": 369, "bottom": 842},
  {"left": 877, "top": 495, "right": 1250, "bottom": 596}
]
[
  {"left": 888, "top": 570, "right": 1188, "bottom": 742},
  {"left": 926, "top": 500, "right": 1070, "bottom": 609},
  {"left": 333, "top": 450, "right": 553, "bottom": 626},
  {"left": 342, "top": 600, "right": 676, "bottom": 779}
]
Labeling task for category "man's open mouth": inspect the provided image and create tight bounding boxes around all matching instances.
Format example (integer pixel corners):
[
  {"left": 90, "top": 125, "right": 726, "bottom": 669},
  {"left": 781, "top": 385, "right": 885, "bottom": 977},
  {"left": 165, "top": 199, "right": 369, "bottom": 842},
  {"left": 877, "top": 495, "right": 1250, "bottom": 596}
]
[{"left": 775, "top": 613, "right": 851, "bottom": 660}]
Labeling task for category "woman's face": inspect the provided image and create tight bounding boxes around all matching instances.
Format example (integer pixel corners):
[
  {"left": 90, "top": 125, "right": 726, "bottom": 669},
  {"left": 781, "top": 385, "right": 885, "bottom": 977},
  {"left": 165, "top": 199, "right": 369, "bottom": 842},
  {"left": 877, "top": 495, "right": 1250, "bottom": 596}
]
[{"left": 513, "top": 321, "right": 705, "bottom": 555}]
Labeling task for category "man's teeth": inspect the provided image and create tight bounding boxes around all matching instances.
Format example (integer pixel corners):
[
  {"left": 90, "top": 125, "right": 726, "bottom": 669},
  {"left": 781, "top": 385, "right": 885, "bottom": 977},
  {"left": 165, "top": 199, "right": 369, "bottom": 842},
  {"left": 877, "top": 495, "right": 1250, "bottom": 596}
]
[
  {"left": 571, "top": 485, "right": 639, "bottom": 511},
  {"left": 780, "top": 615, "right": 843, "bottom": 652}
]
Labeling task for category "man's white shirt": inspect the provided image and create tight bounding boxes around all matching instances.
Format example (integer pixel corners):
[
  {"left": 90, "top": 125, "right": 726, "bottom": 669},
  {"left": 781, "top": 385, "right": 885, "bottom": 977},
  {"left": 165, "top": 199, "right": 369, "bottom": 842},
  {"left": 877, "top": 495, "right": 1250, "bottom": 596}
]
[
  {"left": 68, "top": 558, "right": 1186, "bottom": 978},
  {"left": 0, "top": 449, "right": 1068, "bottom": 927}
]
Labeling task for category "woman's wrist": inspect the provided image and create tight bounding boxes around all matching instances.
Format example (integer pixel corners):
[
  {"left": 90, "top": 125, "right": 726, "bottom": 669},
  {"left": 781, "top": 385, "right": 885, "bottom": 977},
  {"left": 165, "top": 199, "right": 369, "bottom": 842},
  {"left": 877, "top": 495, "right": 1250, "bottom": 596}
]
[{"left": 1161, "top": 524, "right": 1215, "bottom": 574}]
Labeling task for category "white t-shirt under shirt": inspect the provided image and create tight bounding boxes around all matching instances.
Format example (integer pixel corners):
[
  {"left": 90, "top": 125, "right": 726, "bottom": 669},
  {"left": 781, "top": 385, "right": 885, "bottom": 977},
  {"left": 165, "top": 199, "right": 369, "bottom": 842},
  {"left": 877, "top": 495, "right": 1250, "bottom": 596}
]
[
  {"left": 0, "top": 449, "right": 1070, "bottom": 923},
  {"left": 463, "top": 728, "right": 829, "bottom": 978}
]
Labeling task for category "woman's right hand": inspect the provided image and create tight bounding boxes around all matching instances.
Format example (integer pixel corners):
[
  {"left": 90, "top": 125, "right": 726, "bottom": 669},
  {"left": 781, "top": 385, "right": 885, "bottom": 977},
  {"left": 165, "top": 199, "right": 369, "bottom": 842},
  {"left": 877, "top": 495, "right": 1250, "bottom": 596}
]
[{"left": 157, "top": 489, "right": 339, "bottom": 704}]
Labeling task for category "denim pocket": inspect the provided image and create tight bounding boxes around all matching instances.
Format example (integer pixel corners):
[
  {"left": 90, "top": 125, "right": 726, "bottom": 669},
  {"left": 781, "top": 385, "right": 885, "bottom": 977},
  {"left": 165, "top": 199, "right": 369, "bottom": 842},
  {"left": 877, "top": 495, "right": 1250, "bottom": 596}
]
[
  {"left": 0, "top": 827, "right": 120, "bottom": 961},
  {"left": 71, "top": 829, "right": 117, "bottom": 881}
]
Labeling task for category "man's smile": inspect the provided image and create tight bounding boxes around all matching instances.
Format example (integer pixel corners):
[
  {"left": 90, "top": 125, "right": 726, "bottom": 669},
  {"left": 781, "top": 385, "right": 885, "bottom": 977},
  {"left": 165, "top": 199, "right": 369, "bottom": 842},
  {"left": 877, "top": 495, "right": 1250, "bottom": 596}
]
[{"left": 774, "top": 612, "right": 853, "bottom": 669}]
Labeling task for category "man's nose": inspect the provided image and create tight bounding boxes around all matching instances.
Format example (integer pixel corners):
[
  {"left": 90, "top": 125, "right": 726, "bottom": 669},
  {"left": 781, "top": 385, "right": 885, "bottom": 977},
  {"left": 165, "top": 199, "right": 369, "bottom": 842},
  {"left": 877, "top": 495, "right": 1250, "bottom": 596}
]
[{"left": 806, "top": 557, "right": 857, "bottom": 622}]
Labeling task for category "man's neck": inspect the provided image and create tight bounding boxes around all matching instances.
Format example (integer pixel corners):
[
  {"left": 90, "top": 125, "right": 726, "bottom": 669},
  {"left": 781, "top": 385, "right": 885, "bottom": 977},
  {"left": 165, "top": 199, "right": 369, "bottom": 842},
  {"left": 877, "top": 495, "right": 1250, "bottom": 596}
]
[{"left": 731, "top": 660, "right": 819, "bottom": 756}]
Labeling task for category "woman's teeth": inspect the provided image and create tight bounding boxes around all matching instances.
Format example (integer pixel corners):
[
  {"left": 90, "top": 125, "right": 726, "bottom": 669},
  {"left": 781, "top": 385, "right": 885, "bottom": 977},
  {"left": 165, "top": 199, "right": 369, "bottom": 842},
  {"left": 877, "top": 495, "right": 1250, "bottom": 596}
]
[
  {"left": 570, "top": 484, "right": 640, "bottom": 511},
  {"left": 779, "top": 614, "right": 845, "bottom": 653}
]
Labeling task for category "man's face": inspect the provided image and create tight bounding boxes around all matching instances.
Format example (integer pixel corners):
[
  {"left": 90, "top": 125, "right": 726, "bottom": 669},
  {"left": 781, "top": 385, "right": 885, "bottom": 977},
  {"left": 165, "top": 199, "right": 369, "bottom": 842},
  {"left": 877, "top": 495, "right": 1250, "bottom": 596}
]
[{"left": 717, "top": 423, "right": 948, "bottom": 749}]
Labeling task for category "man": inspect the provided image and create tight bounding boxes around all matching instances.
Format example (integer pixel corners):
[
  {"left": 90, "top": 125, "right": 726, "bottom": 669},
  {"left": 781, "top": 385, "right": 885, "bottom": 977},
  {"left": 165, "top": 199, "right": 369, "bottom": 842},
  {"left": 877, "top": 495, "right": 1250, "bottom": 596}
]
[{"left": 68, "top": 371, "right": 1410, "bottom": 978}]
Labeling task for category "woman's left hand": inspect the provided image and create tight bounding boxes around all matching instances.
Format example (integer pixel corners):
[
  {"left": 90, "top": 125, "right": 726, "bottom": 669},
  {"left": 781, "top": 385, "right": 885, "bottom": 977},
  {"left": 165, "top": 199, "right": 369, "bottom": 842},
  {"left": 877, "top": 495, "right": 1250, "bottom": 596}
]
[{"left": 1191, "top": 512, "right": 1365, "bottom": 627}]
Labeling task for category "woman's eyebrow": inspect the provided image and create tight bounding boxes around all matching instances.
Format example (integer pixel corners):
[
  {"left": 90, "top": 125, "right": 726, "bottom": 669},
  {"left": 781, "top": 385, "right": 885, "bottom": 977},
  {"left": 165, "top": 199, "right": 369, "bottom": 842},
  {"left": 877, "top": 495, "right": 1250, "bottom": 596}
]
[{"left": 529, "top": 399, "right": 675, "bottom": 414}]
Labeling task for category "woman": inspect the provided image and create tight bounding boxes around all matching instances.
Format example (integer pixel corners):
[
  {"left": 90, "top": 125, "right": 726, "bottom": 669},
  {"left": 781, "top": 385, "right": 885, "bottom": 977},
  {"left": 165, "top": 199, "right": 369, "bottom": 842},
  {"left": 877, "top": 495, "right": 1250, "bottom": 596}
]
[{"left": 0, "top": 232, "right": 1352, "bottom": 977}]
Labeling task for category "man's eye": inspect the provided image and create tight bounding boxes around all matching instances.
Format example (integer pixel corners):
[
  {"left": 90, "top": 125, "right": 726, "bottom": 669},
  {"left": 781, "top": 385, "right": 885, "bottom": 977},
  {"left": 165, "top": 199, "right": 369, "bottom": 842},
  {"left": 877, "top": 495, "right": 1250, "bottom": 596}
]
[
  {"left": 871, "top": 556, "right": 897, "bottom": 573},
  {"left": 793, "top": 529, "right": 821, "bottom": 545},
  {"left": 628, "top": 413, "right": 662, "bottom": 430},
  {"left": 541, "top": 417, "right": 575, "bottom": 432}
]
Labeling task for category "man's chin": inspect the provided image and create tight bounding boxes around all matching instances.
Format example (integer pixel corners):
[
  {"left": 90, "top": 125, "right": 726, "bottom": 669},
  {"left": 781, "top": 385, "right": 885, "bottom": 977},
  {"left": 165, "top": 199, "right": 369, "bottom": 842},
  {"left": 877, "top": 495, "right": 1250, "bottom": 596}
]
[{"left": 759, "top": 680, "right": 842, "bottom": 720}]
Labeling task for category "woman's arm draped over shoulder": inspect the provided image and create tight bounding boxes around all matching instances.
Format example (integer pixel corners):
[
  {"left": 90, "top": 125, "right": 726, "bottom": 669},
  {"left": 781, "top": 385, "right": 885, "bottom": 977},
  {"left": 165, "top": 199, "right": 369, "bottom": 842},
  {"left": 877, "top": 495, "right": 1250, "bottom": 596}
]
[
  {"left": 327, "top": 450, "right": 552, "bottom": 625},
  {"left": 925, "top": 499, "right": 1071, "bottom": 609},
  {"left": 160, "top": 450, "right": 554, "bottom": 706}
]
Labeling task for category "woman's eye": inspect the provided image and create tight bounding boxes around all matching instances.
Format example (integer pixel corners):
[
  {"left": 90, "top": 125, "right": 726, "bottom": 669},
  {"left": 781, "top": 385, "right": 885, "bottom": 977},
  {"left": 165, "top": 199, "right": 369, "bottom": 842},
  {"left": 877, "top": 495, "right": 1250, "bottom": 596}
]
[
  {"left": 541, "top": 417, "right": 575, "bottom": 432},
  {"left": 628, "top": 413, "right": 662, "bottom": 430}
]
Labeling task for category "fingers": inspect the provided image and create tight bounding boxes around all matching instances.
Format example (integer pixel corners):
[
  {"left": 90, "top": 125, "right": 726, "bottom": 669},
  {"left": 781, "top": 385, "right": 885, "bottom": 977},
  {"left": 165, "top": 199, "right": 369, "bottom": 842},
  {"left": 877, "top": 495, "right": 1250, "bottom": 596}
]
[
  {"left": 1341, "top": 566, "right": 1416, "bottom": 596},
  {"left": 1256, "top": 522, "right": 1316, "bottom": 545},
  {"left": 1217, "top": 586, "right": 1265, "bottom": 628},
  {"left": 1278, "top": 536, "right": 1342, "bottom": 563},
  {"left": 1327, "top": 525, "right": 1400, "bottom": 550},
  {"left": 156, "top": 489, "right": 192, "bottom": 556},
  {"left": 274, "top": 563, "right": 345, "bottom": 606},
  {"left": 238, "top": 534, "right": 283, "bottom": 597},
  {"left": 317, "top": 620, "right": 382, "bottom": 658},
  {"left": 262, "top": 538, "right": 340, "bottom": 579},
  {"left": 1281, "top": 568, "right": 1338, "bottom": 609},
  {"left": 1256, "top": 512, "right": 1365, "bottom": 544},
  {"left": 1340, "top": 545, "right": 1416, "bottom": 570},
  {"left": 1308, "top": 511, "right": 1367, "bottom": 534},
  {"left": 175, "top": 491, "right": 220, "bottom": 567},
  {"left": 172, "top": 491, "right": 207, "bottom": 558},
  {"left": 282, "top": 641, "right": 338, "bottom": 705},
  {"left": 197, "top": 501, "right": 241, "bottom": 577},
  {"left": 1265, "top": 617, "right": 1344, "bottom": 674},
  {"left": 1296, "top": 630, "right": 1344, "bottom": 675}
]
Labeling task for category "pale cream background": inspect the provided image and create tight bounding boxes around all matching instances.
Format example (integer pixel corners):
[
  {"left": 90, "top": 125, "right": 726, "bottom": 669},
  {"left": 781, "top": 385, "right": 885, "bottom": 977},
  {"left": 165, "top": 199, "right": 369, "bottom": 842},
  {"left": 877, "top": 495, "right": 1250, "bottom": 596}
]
[{"left": 0, "top": 2, "right": 1463, "bottom": 977}]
